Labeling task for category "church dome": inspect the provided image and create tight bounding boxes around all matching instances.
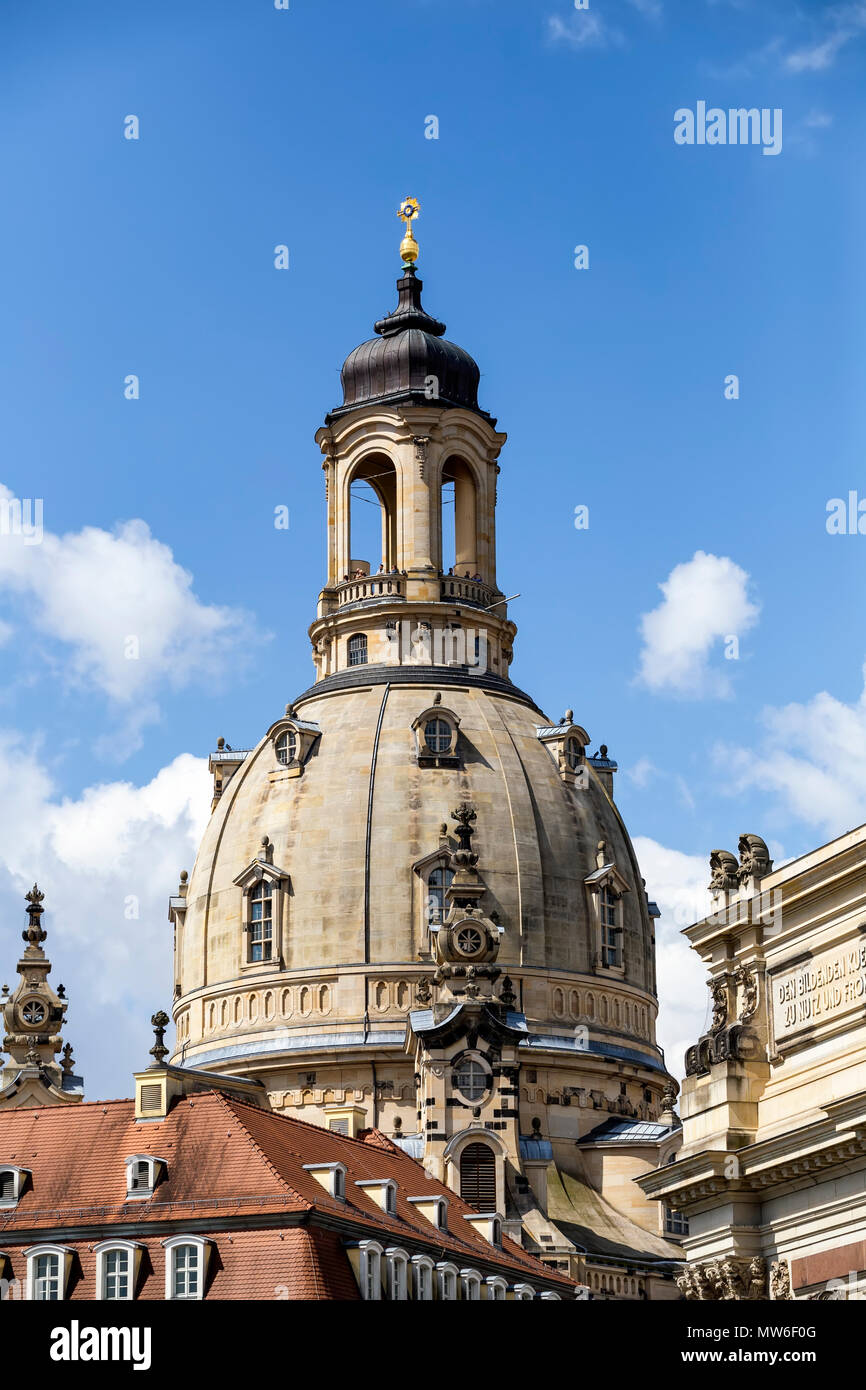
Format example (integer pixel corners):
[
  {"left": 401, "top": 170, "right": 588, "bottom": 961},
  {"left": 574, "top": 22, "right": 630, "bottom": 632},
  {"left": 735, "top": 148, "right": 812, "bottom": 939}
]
[
  {"left": 174, "top": 671, "right": 660, "bottom": 1071},
  {"left": 329, "top": 268, "right": 488, "bottom": 421}
]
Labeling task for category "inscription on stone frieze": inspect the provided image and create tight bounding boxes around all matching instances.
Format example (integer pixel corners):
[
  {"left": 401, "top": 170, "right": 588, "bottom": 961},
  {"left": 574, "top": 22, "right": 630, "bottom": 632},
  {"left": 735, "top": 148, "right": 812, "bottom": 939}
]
[{"left": 773, "top": 941, "right": 866, "bottom": 1040}]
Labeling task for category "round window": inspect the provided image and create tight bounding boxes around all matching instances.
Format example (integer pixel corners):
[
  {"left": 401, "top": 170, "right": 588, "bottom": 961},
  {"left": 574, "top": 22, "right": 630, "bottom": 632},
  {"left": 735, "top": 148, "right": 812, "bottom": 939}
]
[
  {"left": 565, "top": 737, "right": 582, "bottom": 770},
  {"left": 424, "top": 718, "right": 452, "bottom": 754},
  {"left": 21, "top": 1000, "right": 46, "bottom": 1026},
  {"left": 453, "top": 1058, "right": 489, "bottom": 1103},
  {"left": 455, "top": 924, "right": 483, "bottom": 957},
  {"left": 275, "top": 731, "right": 297, "bottom": 765}
]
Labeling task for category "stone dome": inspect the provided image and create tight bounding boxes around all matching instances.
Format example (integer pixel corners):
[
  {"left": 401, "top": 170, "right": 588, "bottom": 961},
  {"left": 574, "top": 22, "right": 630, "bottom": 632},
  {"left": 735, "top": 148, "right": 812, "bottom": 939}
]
[
  {"left": 173, "top": 668, "right": 660, "bottom": 1075},
  {"left": 328, "top": 267, "right": 488, "bottom": 421}
]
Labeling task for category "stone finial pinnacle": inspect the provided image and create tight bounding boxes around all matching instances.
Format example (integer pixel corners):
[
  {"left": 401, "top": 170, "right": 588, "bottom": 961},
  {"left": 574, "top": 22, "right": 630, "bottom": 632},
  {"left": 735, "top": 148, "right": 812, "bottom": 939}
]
[{"left": 149, "top": 1010, "right": 170, "bottom": 1066}]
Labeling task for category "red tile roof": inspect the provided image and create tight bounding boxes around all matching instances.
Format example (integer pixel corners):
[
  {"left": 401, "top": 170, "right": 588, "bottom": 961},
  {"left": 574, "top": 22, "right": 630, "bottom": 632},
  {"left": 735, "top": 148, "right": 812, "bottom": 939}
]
[{"left": 0, "top": 1090, "right": 574, "bottom": 1298}]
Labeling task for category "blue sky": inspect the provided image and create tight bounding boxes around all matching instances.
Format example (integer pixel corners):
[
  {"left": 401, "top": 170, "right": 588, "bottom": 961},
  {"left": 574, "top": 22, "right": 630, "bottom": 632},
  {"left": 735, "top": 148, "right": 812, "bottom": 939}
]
[{"left": 1, "top": 0, "right": 864, "bottom": 1095}]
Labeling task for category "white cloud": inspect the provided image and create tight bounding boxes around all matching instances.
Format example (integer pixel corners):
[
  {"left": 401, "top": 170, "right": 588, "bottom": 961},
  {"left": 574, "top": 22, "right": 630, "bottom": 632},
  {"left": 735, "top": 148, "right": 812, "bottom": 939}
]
[
  {"left": 634, "top": 836, "right": 712, "bottom": 1081},
  {"left": 636, "top": 551, "right": 759, "bottom": 698},
  {"left": 546, "top": 0, "right": 661, "bottom": 49},
  {"left": 0, "top": 484, "right": 262, "bottom": 748},
  {"left": 716, "top": 662, "right": 866, "bottom": 838},
  {"left": 0, "top": 733, "right": 211, "bottom": 1099},
  {"left": 547, "top": 11, "right": 622, "bottom": 49},
  {"left": 784, "top": 3, "right": 866, "bottom": 72},
  {"left": 625, "top": 756, "right": 657, "bottom": 788}
]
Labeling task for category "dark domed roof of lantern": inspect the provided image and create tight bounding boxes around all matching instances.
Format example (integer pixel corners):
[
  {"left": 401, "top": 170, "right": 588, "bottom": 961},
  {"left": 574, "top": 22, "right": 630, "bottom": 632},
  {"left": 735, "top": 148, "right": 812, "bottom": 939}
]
[{"left": 327, "top": 267, "right": 490, "bottom": 422}]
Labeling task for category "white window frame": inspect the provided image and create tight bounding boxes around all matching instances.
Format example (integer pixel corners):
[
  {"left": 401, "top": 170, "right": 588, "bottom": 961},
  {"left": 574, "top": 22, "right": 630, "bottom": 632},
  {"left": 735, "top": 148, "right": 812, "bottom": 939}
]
[
  {"left": 163, "top": 1235, "right": 210, "bottom": 1301},
  {"left": 0, "top": 1165, "right": 29, "bottom": 1209},
  {"left": 460, "top": 1268, "right": 482, "bottom": 1300},
  {"left": 411, "top": 1254, "right": 434, "bottom": 1301},
  {"left": 436, "top": 1260, "right": 459, "bottom": 1300},
  {"left": 124, "top": 1154, "right": 164, "bottom": 1200},
  {"left": 358, "top": 1240, "right": 383, "bottom": 1301},
  {"left": 539, "top": 1291, "right": 562, "bottom": 1300},
  {"left": 486, "top": 1275, "right": 508, "bottom": 1300},
  {"left": 26, "top": 1244, "right": 72, "bottom": 1301},
  {"left": 511, "top": 1282, "right": 535, "bottom": 1301},
  {"left": 385, "top": 1247, "right": 409, "bottom": 1301},
  {"left": 95, "top": 1240, "right": 142, "bottom": 1301}
]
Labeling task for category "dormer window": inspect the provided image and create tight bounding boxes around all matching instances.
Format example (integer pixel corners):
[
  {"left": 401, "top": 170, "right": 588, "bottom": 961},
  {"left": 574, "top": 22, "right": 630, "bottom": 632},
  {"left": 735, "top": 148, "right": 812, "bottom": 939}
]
[
  {"left": 302, "top": 1162, "right": 347, "bottom": 1201},
  {"left": 600, "top": 886, "right": 620, "bottom": 968},
  {"left": 355, "top": 1178, "right": 397, "bottom": 1216},
  {"left": 565, "top": 737, "right": 582, "bottom": 771},
  {"left": 460, "top": 1268, "right": 482, "bottom": 1300},
  {"left": 425, "top": 718, "right": 452, "bottom": 753},
  {"left": 249, "top": 881, "right": 273, "bottom": 962},
  {"left": 235, "top": 847, "right": 291, "bottom": 970},
  {"left": 427, "top": 864, "right": 454, "bottom": 928},
  {"left": 124, "top": 1155, "right": 164, "bottom": 1199},
  {"left": 411, "top": 1253, "right": 434, "bottom": 1300},
  {"left": 385, "top": 1247, "right": 409, "bottom": 1300},
  {"left": 407, "top": 1195, "right": 448, "bottom": 1231},
  {"left": 266, "top": 710, "right": 320, "bottom": 780},
  {"left": 411, "top": 703, "right": 460, "bottom": 766},
  {"left": 536, "top": 718, "right": 590, "bottom": 787},
  {"left": 463, "top": 1211, "right": 504, "bottom": 1247},
  {"left": 275, "top": 730, "right": 297, "bottom": 765},
  {"left": 0, "top": 1165, "right": 29, "bottom": 1208},
  {"left": 585, "top": 853, "right": 630, "bottom": 977}
]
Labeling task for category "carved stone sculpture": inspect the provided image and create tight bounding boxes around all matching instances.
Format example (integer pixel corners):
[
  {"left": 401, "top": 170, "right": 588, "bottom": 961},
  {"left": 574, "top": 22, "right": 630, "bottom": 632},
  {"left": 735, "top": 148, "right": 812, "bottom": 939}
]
[
  {"left": 709, "top": 849, "right": 739, "bottom": 893},
  {"left": 770, "top": 1260, "right": 791, "bottom": 1300},
  {"left": 737, "top": 833, "right": 773, "bottom": 885}
]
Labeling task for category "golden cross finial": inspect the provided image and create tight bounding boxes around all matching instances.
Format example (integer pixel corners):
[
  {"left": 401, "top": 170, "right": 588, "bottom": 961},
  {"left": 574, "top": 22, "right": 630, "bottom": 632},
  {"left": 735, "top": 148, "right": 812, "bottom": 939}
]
[{"left": 398, "top": 196, "right": 420, "bottom": 266}]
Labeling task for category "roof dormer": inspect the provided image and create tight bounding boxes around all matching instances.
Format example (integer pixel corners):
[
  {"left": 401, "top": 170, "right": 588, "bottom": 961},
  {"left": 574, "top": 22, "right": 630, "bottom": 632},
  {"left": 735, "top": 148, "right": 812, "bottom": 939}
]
[
  {"left": 124, "top": 1154, "right": 166, "bottom": 1199},
  {"left": 266, "top": 705, "right": 321, "bottom": 782},
  {"left": 355, "top": 1178, "right": 398, "bottom": 1216},
  {"left": 0, "top": 1165, "right": 30, "bottom": 1208},
  {"left": 302, "top": 1162, "right": 347, "bottom": 1201},
  {"left": 536, "top": 713, "right": 590, "bottom": 787}
]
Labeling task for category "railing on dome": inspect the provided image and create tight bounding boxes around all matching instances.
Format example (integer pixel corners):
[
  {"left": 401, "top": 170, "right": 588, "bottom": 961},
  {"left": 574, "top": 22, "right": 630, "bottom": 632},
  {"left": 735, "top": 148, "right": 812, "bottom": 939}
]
[
  {"left": 337, "top": 575, "right": 404, "bottom": 606},
  {"left": 439, "top": 576, "right": 497, "bottom": 609}
]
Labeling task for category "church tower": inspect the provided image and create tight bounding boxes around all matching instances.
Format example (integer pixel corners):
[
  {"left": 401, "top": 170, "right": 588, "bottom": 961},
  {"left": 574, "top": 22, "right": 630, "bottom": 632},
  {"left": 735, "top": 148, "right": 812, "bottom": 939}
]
[
  {"left": 170, "top": 206, "right": 682, "bottom": 1296},
  {"left": 0, "top": 886, "right": 83, "bottom": 1108}
]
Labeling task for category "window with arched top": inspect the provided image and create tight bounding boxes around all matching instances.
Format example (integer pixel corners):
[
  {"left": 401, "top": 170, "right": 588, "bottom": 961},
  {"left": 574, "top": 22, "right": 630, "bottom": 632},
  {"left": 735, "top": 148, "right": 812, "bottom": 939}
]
[
  {"left": 424, "top": 718, "right": 452, "bottom": 753},
  {"left": 348, "top": 633, "right": 368, "bottom": 666},
  {"left": 275, "top": 730, "right": 297, "bottom": 765},
  {"left": 459, "top": 1142, "right": 496, "bottom": 1210},
  {"left": 565, "top": 737, "right": 583, "bottom": 770}
]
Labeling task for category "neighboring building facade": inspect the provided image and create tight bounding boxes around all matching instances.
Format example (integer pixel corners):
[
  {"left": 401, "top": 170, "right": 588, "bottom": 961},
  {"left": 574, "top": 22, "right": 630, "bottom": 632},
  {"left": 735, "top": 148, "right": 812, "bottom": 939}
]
[
  {"left": 163, "top": 219, "right": 682, "bottom": 1297},
  {"left": 637, "top": 826, "right": 866, "bottom": 1301},
  {"left": 0, "top": 1066, "right": 574, "bottom": 1301}
]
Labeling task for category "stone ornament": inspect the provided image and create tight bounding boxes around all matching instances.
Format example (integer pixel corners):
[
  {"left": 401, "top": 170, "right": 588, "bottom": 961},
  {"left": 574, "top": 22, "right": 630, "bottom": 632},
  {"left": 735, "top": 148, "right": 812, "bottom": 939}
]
[
  {"left": 770, "top": 1260, "right": 791, "bottom": 1300},
  {"left": 736, "top": 963, "right": 759, "bottom": 1023},
  {"left": 677, "top": 1256, "right": 767, "bottom": 1301},
  {"left": 709, "top": 978, "right": 728, "bottom": 1034},
  {"left": 737, "top": 833, "right": 773, "bottom": 885},
  {"left": 708, "top": 849, "right": 739, "bottom": 894}
]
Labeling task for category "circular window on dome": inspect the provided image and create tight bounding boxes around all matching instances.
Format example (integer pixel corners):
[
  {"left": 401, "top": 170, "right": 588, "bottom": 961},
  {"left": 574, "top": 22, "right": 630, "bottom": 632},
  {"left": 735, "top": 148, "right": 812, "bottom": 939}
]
[
  {"left": 452, "top": 1057, "right": 490, "bottom": 1103},
  {"left": 424, "top": 718, "right": 453, "bottom": 754},
  {"left": 454, "top": 923, "right": 484, "bottom": 958},
  {"left": 21, "top": 999, "right": 46, "bottom": 1026},
  {"left": 565, "top": 737, "right": 583, "bottom": 771},
  {"left": 275, "top": 730, "right": 297, "bottom": 765}
]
